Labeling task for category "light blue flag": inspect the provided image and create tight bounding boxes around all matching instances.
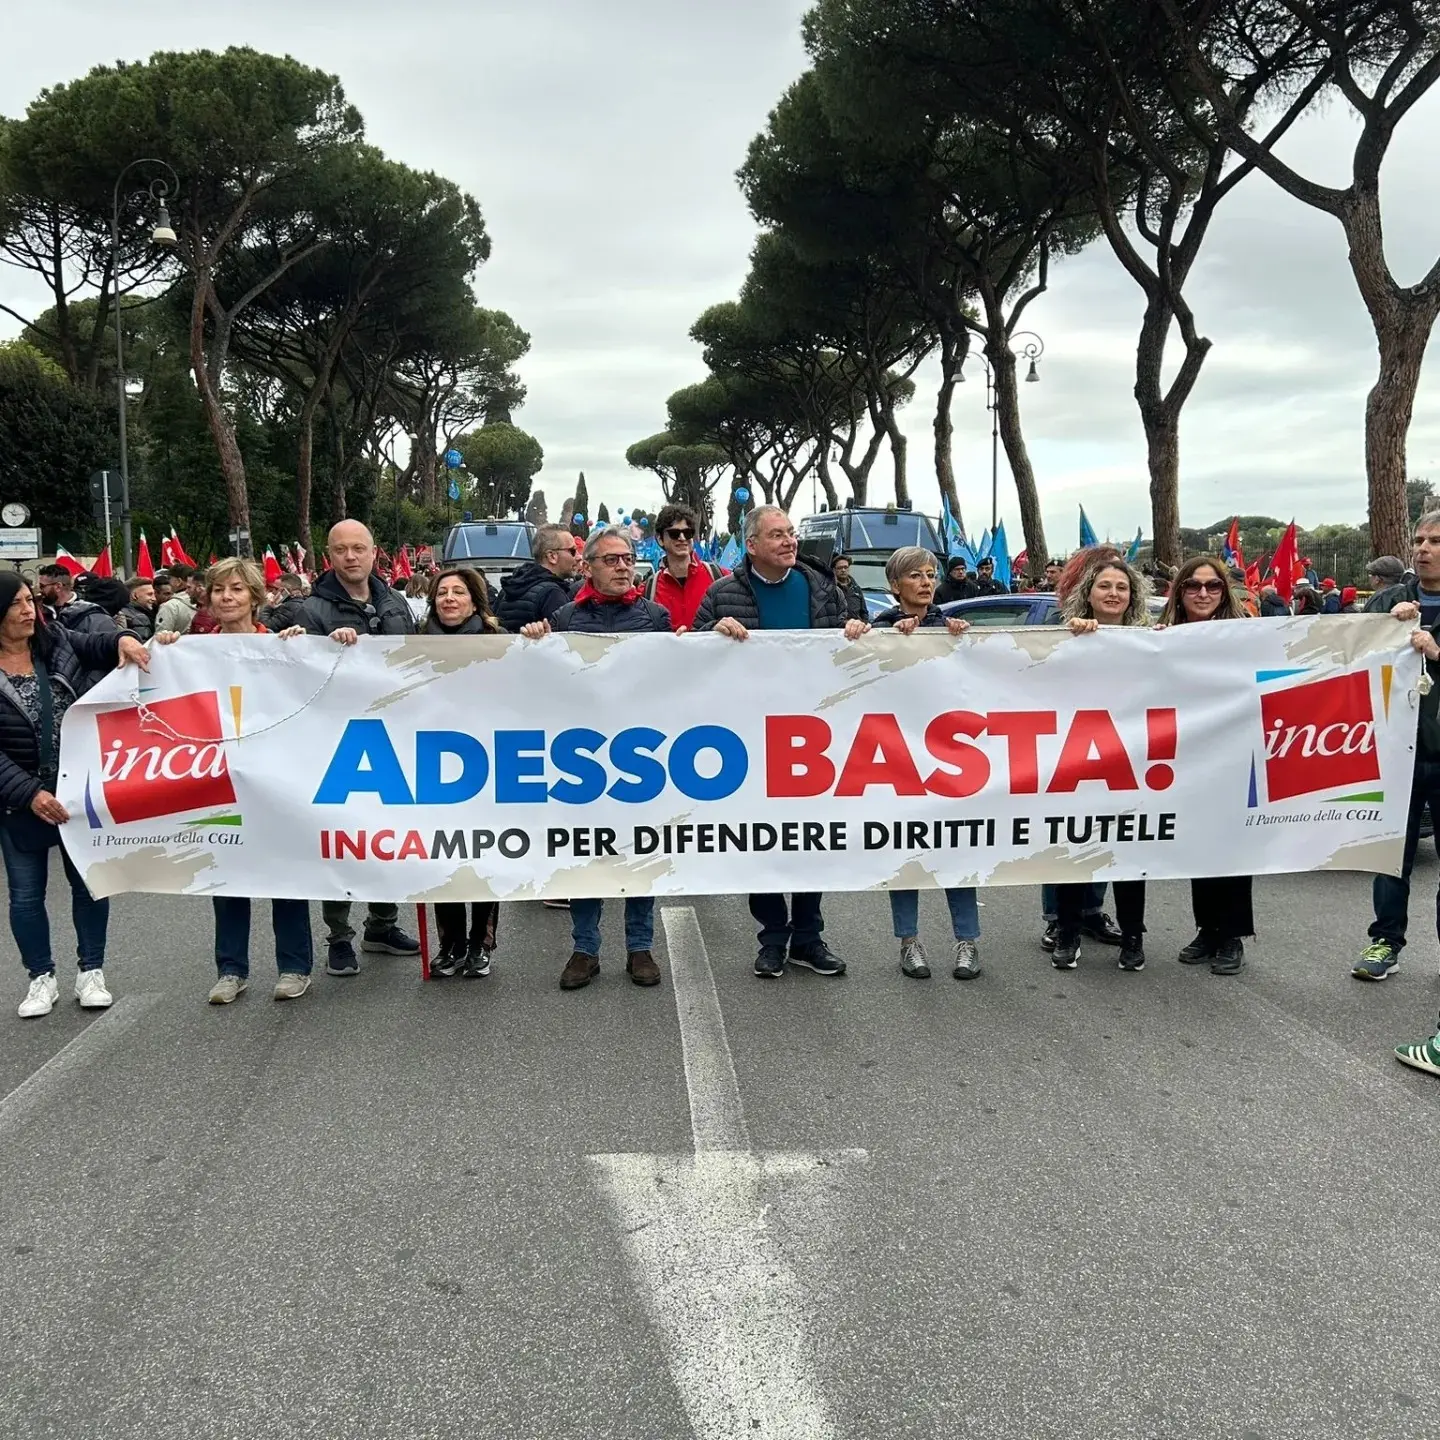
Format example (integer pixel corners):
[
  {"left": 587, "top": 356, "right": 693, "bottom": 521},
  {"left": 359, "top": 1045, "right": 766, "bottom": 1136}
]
[
  {"left": 1079, "top": 506, "right": 1098, "bottom": 549},
  {"left": 989, "top": 521, "right": 1012, "bottom": 588},
  {"left": 1125, "top": 527, "right": 1143, "bottom": 563},
  {"left": 719, "top": 536, "right": 743, "bottom": 569},
  {"left": 977, "top": 528, "right": 993, "bottom": 562}
]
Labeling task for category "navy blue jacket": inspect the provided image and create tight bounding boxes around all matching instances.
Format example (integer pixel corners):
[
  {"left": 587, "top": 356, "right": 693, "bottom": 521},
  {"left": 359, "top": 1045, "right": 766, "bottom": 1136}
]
[
  {"left": 494, "top": 563, "right": 572, "bottom": 634},
  {"left": 873, "top": 603, "right": 950, "bottom": 628},
  {"left": 0, "top": 625, "right": 121, "bottom": 812},
  {"left": 550, "top": 592, "right": 672, "bottom": 635}
]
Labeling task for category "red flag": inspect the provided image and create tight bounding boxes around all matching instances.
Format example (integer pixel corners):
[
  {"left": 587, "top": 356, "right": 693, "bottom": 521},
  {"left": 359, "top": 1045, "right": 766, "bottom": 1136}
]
[
  {"left": 136, "top": 532, "right": 155, "bottom": 580},
  {"left": 159, "top": 536, "right": 175, "bottom": 568},
  {"left": 322, "top": 555, "right": 331, "bottom": 572},
  {"left": 281, "top": 546, "right": 298, "bottom": 575},
  {"left": 91, "top": 545, "right": 113, "bottom": 579},
  {"left": 1244, "top": 559, "right": 1261, "bottom": 593},
  {"left": 1224, "top": 518, "right": 1242, "bottom": 567},
  {"left": 52, "top": 547, "right": 85, "bottom": 578},
  {"left": 262, "top": 548, "right": 283, "bottom": 586},
  {"left": 170, "top": 527, "right": 197, "bottom": 567},
  {"left": 1271, "top": 522, "right": 1302, "bottom": 604},
  {"left": 393, "top": 546, "right": 413, "bottom": 581},
  {"left": 208, "top": 553, "right": 217, "bottom": 567}
]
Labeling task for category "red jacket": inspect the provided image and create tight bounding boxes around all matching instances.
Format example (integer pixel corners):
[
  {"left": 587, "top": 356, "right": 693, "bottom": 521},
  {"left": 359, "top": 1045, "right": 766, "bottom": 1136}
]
[{"left": 647, "top": 561, "right": 725, "bottom": 631}]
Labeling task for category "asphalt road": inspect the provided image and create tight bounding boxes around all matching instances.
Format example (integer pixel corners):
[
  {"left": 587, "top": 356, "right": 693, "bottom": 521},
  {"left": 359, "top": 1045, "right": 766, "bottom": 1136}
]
[{"left": 2, "top": 859, "right": 1438, "bottom": 1440}]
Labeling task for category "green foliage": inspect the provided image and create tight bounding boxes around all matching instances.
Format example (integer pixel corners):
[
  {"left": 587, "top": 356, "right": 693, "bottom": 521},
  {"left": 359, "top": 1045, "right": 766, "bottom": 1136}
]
[
  {"left": 370, "top": 471, "right": 452, "bottom": 550},
  {"left": 0, "top": 340, "right": 115, "bottom": 544},
  {"left": 456, "top": 423, "right": 543, "bottom": 519}
]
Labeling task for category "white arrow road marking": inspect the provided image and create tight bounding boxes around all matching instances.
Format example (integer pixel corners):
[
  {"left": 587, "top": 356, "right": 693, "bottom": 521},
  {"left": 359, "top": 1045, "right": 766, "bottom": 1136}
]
[
  {"left": 589, "top": 907, "right": 866, "bottom": 1440},
  {"left": 0, "top": 993, "right": 161, "bottom": 1132}
]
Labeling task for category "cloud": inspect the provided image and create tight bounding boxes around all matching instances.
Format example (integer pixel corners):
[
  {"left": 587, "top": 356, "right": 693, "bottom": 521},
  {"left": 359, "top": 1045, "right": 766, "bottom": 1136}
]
[{"left": 2, "top": 1, "right": 1437, "bottom": 541}]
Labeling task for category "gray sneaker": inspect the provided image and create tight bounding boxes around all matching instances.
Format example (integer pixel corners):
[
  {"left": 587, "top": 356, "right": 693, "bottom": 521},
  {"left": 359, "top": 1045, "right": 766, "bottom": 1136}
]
[
  {"left": 952, "top": 939, "right": 982, "bottom": 980},
  {"left": 208, "top": 975, "right": 248, "bottom": 1005},
  {"left": 900, "top": 939, "right": 931, "bottom": 979},
  {"left": 273, "top": 972, "right": 311, "bottom": 1001}
]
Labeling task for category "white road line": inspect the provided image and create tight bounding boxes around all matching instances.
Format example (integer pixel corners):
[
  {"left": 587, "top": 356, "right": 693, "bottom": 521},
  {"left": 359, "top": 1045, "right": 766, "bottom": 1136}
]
[
  {"left": 588, "top": 905, "right": 860, "bottom": 1440},
  {"left": 661, "top": 904, "right": 750, "bottom": 1152},
  {"left": 0, "top": 994, "right": 161, "bottom": 1131}
]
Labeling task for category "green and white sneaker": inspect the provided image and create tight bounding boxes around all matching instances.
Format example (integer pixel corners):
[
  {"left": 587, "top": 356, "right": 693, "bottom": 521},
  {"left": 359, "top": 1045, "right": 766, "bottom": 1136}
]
[
  {"left": 1395, "top": 1030, "right": 1440, "bottom": 1077},
  {"left": 1352, "top": 942, "right": 1399, "bottom": 981}
]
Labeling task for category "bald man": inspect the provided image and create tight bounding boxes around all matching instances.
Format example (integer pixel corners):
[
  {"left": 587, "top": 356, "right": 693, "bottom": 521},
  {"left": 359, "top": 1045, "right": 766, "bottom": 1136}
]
[{"left": 301, "top": 520, "right": 419, "bottom": 975}]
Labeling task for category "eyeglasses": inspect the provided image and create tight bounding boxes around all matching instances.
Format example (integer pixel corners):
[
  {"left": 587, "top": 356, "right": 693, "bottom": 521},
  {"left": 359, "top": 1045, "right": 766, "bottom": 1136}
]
[
  {"left": 1183, "top": 580, "right": 1225, "bottom": 595},
  {"left": 595, "top": 554, "right": 634, "bottom": 568},
  {"left": 664, "top": 528, "right": 694, "bottom": 541}
]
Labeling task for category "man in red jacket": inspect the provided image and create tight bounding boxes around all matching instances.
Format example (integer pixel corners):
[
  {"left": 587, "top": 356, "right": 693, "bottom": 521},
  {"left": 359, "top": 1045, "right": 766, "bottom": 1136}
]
[{"left": 645, "top": 503, "right": 724, "bottom": 631}]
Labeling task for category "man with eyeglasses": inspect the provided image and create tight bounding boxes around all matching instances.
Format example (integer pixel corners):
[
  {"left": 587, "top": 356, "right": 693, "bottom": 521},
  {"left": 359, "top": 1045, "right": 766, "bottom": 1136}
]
[
  {"left": 301, "top": 520, "right": 421, "bottom": 976},
  {"left": 494, "top": 525, "right": 581, "bottom": 633},
  {"left": 693, "top": 504, "right": 869, "bottom": 980},
  {"left": 645, "top": 503, "right": 725, "bottom": 632},
  {"left": 521, "top": 525, "right": 673, "bottom": 991}
]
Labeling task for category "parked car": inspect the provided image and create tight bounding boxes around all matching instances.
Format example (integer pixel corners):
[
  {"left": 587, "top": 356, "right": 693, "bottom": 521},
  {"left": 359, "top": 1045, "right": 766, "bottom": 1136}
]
[
  {"left": 936, "top": 593, "right": 1168, "bottom": 626},
  {"left": 440, "top": 520, "right": 537, "bottom": 591}
]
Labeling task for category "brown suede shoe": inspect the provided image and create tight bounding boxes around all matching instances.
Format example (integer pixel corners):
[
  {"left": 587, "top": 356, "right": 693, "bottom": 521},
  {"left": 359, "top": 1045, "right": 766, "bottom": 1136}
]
[
  {"left": 560, "top": 951, "right": 600, "bottom": 990},
  {"left": 626, "top": 950, "right": 661, "bottom": 987}
]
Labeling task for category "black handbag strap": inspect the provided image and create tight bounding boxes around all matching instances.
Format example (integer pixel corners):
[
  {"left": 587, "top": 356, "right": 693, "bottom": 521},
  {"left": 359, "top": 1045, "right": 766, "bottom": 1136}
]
[{"left": 32, "top": 656, "right": 54, "bottom": 776}]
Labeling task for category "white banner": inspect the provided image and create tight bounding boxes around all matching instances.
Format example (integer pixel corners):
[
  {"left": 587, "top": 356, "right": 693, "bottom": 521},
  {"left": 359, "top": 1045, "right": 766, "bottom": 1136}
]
[{"left": 57, "top": 616, "right": 1420, "bottom": 901}]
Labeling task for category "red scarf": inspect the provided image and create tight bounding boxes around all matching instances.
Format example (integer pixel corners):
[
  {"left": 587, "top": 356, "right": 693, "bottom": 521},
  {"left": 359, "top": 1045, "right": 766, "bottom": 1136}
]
[{"left": 574, "top": 580, "right": 643, "bottom": 606}]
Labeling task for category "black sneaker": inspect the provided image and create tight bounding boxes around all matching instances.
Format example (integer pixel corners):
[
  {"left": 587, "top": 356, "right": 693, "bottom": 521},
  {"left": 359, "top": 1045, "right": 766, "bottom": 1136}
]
[
  {"left": 1178, "top": 931, "right": 1218, "bottom": 965},
  {"left": 1041, "top": 921, "right": 1058, "bottom": 953},
  {"left": 1080, "top": 911, "right": 1123, "bottom": 946},
  {"left": 754, "top": 945, "right": 787, "bottom": 978},
  {"left": 460, "top": 948, "right": 492, "bottom": 979},
  {"left": 1211, "top": 938, "right": 1246, "bottom": 976},
  {"left": 325, "top": 940, "right": 359, "bottom": 977},
  {"left": 790, "top": 941, "right": 846, "bottom": 976},
  {"left": 1052, "top": 930, "right": 1080, "bottom": 969},
  {"left": 431, "top": 943, "right": 463, "bottom": 978},
  {"left": 1118, "top": 937, "right": 1146, "bottom": 972},
  {"left": 362, "top": 924, "right": 420, "bottom": 956}
]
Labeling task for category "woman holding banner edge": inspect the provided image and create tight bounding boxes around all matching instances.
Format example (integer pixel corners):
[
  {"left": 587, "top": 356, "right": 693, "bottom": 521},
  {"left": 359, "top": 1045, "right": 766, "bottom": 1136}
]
[
  {"left": 1050, "top": 554, "right": 1153, "bottom": 972},
  {"left": 422, "top": 567, "right": 503, "bottom": 979},
  {"left": 1157, "top": 555, "right": 1256, "bottom": 975},
  {"left": 154, "top": 558, "right": 321, "bottom": 1005}
]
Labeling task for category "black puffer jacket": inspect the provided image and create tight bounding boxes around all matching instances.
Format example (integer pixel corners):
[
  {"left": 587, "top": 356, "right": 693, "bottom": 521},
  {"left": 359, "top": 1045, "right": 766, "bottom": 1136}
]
[
  {"left": 118, "top": 604, "right": 156, "bottom": 642},
  {"left": 56, "top": 599, "right": 118, "bottom": 639},
  {"left": 835, "top": 579, "right": 870, "bottom": 621},
  {"left": 493, "top": 562, "right": 572, "bottom": 634},
  {"left": 259, "top": 594, "right": 308, "bottom": 633},
  {"left": 299, "top": 571, "right": 416, "bottom": 638},
  {"left": 691, "top": 557, "right": 846, "bottom": 632},
  {"left": 422, "top": 613, "right": 499, "bottom": 636},
  {"left": 1369, "top": 577, "right": 1440, "bottom": 758},
  {"left": 550, "top": 591, "right": 672, "bottom": 635},
  {"left": 0, "top": 625, "right": 122, "bottom": 812},
  {"left": 873, "top": 603, "right": 949, "bottom": 628}
]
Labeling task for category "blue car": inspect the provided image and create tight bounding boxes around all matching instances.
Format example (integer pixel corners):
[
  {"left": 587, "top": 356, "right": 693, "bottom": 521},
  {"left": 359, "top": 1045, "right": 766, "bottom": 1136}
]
[{"left": 937, "top": 593, "right": 1061, "bottom": 626}]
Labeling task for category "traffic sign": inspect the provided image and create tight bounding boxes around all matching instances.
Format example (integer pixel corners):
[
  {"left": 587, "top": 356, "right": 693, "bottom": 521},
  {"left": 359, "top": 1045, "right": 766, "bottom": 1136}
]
[{"left": 0, "top": 528, "right": 41, "bottom": 562}]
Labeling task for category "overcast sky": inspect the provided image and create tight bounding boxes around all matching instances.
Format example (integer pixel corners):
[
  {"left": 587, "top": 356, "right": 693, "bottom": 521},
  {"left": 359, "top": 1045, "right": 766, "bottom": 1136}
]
[{"left": 5, "top": 0, "right": 1438, "bottom": 550}]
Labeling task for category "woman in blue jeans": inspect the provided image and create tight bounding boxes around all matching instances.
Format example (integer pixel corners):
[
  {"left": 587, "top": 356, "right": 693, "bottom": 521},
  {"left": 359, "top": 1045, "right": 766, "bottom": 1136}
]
[
  {"left": 0, "top": 573, "right": 149, "bottom": 1019},
  {"left": 155, "top": 558, "right": 319, "bottom": 1004},
  {"left": 872, "top": 548, "right": 978, "bottom": 979}
]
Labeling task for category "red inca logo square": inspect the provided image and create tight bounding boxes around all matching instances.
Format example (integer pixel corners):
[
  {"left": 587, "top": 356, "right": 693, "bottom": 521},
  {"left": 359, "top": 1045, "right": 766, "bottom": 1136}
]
[
  {"left": 96, "top": 693, "right": 236, "bottom": 823},
  {"left": 1260, "top": 673, "right": 1379, "bottom": 803}
]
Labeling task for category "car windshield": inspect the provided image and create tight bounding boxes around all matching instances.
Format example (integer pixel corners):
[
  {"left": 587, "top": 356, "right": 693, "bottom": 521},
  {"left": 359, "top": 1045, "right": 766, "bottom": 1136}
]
[
  {"left": 846, "top": 512, "right": 939, "bottom": 550},
  {"left": 445, "top": 524, "right": 531, "bottom": 559},
  {"left": 846, "top": 557, "right": 895, "bottom": 595},
  {"left": 957, "top": 603, "right": 1035, "bottom": 627}
]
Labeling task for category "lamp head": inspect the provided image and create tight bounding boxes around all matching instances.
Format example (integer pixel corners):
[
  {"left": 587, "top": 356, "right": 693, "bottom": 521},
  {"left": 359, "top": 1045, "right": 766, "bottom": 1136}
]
[{"left": 150, "top": 202, "right": 177, "bottom": 248}]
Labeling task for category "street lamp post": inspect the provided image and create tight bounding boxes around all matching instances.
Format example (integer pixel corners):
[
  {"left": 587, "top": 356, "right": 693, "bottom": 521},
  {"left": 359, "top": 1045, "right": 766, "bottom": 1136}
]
[
  {"left": 959, "top": 332, "right": 1045, "bottom": 533},
  {"left": 111, "top": 159, "right": 179, "bottom": 576}
]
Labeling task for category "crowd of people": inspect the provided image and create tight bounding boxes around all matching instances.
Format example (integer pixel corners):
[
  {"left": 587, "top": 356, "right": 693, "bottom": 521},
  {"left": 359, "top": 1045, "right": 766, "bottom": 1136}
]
[{"left": 6, "top": 505, "right": 1440, "bottom": 1082}]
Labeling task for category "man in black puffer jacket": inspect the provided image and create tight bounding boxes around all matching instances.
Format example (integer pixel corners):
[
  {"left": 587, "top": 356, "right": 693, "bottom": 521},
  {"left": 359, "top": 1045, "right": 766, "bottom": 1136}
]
[
  {"left": 521, "top": 525, "right": 670, "bottom": 994},
  {"left": 691, "top": 505, "right": 866, "bottom": 982},
  {"left": 260, "top": 573, "right": 308, "bottom": 633},
  {"left": 494, "top": 525, "right": 581, "bottom": 634},
  {"left": 299, "top": 520, "right": 419, "bottom": 977}
]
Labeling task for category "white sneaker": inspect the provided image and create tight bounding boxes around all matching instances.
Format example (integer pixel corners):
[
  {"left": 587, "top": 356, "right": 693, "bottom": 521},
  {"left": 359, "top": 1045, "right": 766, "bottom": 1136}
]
[
  {"left": 75, "top": 969, "right": 113, "bottom": 1009},
  {"left": 18, "top": 972, "right": 59, "bottom": 1019},
  {"left": 208, "top": 975, "right": 247, "bottom": 1005},
  {"left": 272, "top": 972, "right": 311, "bottom": 1001}
]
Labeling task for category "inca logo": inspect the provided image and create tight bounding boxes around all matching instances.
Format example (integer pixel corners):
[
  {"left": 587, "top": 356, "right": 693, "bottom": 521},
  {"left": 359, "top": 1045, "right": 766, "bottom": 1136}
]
[
  {"left": 94, "top": 691, "right": 237, "bottom": 824},
  {"left": 1256, "top": 671, "right": 1381, "bottom": 804}
]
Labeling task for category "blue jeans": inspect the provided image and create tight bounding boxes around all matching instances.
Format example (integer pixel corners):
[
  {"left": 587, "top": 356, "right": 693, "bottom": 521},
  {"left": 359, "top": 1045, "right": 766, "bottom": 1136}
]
[
  {"left": 570, "top": 896, "right": 655, "bottom": 956},
  {"left": 0, "top": 826, "right": 109, "bottom": 978},
  {"left": 1370, "top": 757, "right": 1440, "bottom": 953},
  {"left": 1041, "top": 881, "right": 1106, "bottom": 922},
  {"left": 214, "top": 896, "right": 314, "bottom": 979},
  {"left": 889, "top": 887, "right": 980, "bottom": 940}
]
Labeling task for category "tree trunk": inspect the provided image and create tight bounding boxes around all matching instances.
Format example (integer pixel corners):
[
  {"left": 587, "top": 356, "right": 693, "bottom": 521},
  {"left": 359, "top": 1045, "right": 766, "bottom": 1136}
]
[
  {"left": 990, "top": 339, "right": 1046, "bottom": 582},
  {"left": 189, "top": 277, "right": 251, "bottom": 555},
  {"left": 1134, "top": 295, "right": 1191, "bottom": 570},
  {"left": 1367, "top": 297, "right": 1438, "bottom": 559},
  {"left": 878, "top": 393, "right": 909, "bottom": 508},
  {"left": 294, "top": 383, "right": 329, "bottom": 564},
  {"left": 933, "top": 332, "right": 963, "bottom": 532}
]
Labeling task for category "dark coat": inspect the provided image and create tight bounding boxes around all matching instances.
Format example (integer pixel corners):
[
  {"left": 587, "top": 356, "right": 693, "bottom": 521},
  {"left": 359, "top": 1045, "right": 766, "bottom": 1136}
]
[
  {"left": 259, "top": 594, "right": 308, "bottom": 633},
  {"left": 422, "top": 613, "right": 499, "bottom": 636},
  {"left": 56, "top": 599, "right": 117, "bottom": 639},
  {"left": 299, "top": 571, "right": 416, "bottom": 638},
  {"left": 550, "top": 592, "right": 673, "bottom": 635},
  {"left": 494, "top": 563, "right": 572, "bottom": 634},
  {"left": 690, "top": 557, "right": 847, "bottom": 632},
  {"left": 936, "top": 577, "right": 978, "bottom": 604},
  {"left": 873, "top": 603, "right": 949, "bottom": 628},
  {"left": 1259, "top": 594, "right": 1290, "bottom": 618},
  {"left": 117, "top": 603, "right": 155, "bottom": 642},
  {"left": 972, "top": 576, "right": 1007, "bottom": 597},
  {"left": 835, "top": 579, "right": 870, "bottom": 621},
  {"left": 1369, "top": 577, "right": 1440, "bottom": 757},
  {"left": 0, "top": 625, "right": 121, "bottom": 812}
]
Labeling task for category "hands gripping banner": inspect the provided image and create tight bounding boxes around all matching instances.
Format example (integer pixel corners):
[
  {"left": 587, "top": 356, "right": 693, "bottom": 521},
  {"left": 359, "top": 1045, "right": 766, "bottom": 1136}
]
[{"left": 59, "top": 617, "right": 1421, "bottom": 901}]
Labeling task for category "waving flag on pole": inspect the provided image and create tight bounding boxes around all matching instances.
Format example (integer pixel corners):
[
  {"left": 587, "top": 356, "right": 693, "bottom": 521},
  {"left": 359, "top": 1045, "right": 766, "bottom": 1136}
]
[
  {"left": 1222, "top": 517, "right": 1244, "bottom": 570},
  {"left": 1271, "top": 521, "right": 1301, "bottom": 604},
  {"left": 1079, "top": 506, "right": 1099, "bottom": 549},
  {"left": 719, "top": 535, "right": 743, "bottom": 569},
  {"left": 1125, "top": 527, "right": 1143, "bottom": 563},
  {"left": 90, "top": 545, "right": 113, "bottom": 579},
  {"left": 134, "top": 533, "right": 155, "bottom": 580},
  {"left": 170, "top": 527, "right": 197, "bottom": 567},
  {"left": 262, "top": 548, "right": 283, "bottom": 586},
  {"left": 989, "top": 522, "right": 1012, "bottom": 588},
  {"left": 52, "top": 547, "right": 85, "bottom": 578}
]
